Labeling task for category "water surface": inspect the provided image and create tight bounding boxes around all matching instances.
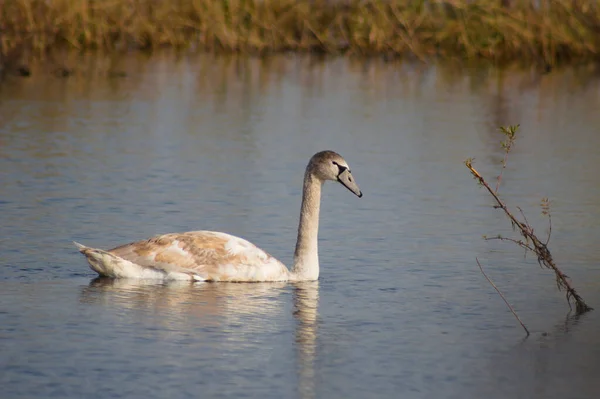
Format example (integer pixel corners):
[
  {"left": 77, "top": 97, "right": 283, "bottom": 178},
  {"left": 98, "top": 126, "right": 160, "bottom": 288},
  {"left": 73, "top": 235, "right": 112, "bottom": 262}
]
[{"left": 1, "top": 54, "right": 600, "bottom": 398}]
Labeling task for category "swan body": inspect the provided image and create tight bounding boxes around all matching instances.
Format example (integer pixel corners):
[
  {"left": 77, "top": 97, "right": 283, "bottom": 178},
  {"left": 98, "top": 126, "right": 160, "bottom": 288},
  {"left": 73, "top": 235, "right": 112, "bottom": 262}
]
[
  {"left": 75, "top": 231, "right": 289, "bottom": 282},
  {"left": 75, "top": 150, "right": 362, "bottom": 282}
]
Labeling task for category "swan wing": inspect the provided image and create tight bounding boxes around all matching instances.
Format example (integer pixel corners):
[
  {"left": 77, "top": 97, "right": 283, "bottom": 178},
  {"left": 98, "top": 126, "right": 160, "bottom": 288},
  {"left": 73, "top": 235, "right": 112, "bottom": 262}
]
[{"left": 108, "top": 231, "right": 289, "bottom": 282}]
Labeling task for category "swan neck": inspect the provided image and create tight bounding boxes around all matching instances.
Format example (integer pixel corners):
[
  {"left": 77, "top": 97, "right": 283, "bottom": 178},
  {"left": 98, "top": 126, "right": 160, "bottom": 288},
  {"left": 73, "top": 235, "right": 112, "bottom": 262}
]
[{"left": 292, "top": 170, "right": 322, "bottom": 281}]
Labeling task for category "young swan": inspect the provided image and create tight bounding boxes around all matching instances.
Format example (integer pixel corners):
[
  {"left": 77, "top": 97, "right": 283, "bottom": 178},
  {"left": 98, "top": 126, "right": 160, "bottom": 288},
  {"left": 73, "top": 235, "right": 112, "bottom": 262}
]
[{"left": 75, "top": 150, "right": 362, "bottom": 282}]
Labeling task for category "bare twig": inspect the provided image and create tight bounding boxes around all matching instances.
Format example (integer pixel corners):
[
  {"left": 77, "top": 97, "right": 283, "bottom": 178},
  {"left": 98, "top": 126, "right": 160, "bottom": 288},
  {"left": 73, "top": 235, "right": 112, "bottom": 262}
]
[
  {"left": 476, "top": 258, "right": 530, "bottom": 336},
  {"left": 546, "top": 214, "right": 552, "bottom": 245},
  {"left": 495, "top": 125, "right": 517, "bottom": 193},
  {"left": 541, "top": 197, "right": 552, "bottom": 246},
  {"left": 516, "top": 207, "right": 531, "bottom": 233},
  {"left": 465, "top": 126, "right": 592, "bottom": 314},
  {"left": 484, "top": 236, "right": 535, "bottom": 252}
]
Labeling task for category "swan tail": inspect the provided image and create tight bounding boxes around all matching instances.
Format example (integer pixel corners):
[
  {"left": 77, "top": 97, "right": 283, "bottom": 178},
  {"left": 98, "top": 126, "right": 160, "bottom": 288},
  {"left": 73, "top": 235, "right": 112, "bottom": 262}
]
[
  {"left": 74, "top": 241, "right": 131, "bottom": 278},
  {"left": 73, "top": 241, "right": 206, "bottom": 281}
]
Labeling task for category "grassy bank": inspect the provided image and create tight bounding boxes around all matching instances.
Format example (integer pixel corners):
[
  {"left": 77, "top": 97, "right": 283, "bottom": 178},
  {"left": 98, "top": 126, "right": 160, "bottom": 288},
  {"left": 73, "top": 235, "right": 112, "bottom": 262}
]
[{"left": 1, "top": 0, "right": 600, "bottom": 69}]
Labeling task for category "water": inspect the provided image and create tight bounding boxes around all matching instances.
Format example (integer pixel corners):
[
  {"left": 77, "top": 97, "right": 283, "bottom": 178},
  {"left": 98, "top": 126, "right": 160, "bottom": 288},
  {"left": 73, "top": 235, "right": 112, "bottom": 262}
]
[{"left": 1, "top": 54, "right": 600, "bottom": 398}]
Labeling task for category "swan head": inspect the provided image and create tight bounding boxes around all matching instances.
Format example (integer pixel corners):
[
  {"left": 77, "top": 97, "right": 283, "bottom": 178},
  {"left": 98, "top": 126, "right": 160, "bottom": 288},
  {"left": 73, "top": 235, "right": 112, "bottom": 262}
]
[{"left": 309, "top": 151, "right": 363, "bottom": 198}]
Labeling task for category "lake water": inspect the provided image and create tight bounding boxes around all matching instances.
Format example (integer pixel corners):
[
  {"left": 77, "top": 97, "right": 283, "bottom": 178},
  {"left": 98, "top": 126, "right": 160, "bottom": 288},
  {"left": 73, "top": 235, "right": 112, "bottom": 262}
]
[{"left": 1, "top": 53, "right": 600, "bottom": 398}]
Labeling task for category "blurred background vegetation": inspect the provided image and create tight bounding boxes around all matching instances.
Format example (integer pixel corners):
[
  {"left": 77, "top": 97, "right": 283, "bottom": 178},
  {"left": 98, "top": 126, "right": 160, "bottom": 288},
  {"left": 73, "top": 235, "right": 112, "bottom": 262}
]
[{"left": 1, "top": 0, "right": 599, "bottom": 74}]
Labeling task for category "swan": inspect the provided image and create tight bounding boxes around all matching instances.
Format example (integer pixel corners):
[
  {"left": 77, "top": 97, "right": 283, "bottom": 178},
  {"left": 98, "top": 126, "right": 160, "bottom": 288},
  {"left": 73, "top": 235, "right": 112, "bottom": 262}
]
[{"left": 75, "top": 150, "right": 362, "bottom": 282}]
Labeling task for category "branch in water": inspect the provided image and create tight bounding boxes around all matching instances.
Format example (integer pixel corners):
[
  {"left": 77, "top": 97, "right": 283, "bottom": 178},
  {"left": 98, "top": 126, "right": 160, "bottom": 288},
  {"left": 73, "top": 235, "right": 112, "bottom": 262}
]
[
  {"left": 476, "top": 258, "right": 530, "bottom": 336},
  {"left": 464, "top": 125, "right": 592, "bottom": 314}
]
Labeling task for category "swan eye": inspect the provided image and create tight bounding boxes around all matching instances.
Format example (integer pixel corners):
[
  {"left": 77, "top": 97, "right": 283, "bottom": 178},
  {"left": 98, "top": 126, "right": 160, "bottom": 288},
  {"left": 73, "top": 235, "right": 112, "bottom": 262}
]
[{"left": 332, "top": 161, "right": 347, "bottom": 175}]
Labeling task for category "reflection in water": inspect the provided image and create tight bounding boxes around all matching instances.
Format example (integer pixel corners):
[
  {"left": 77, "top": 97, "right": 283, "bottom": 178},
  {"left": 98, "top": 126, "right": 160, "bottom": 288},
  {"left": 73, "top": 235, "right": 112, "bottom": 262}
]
[
  {"left": 80, "top": 278, "right": 287, "bottom": 333},
  {"left": 80, "top": 278, "right": 321, "bottom": 398},
  {"left": 477, "top": 311, "right": 600, "bottom": 399},
  {"left": 2, "top": 53, "right": 600, "bottom": 399},
  {"left": 292, "top": 282, "right": 319, "bottom": 399}
]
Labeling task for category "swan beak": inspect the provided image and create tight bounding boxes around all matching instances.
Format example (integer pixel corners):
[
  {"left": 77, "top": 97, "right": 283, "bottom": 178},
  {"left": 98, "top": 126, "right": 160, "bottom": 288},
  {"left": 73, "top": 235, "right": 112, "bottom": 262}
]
[{"left": 337, "top": 169, "right": 363, "bottom": 198}]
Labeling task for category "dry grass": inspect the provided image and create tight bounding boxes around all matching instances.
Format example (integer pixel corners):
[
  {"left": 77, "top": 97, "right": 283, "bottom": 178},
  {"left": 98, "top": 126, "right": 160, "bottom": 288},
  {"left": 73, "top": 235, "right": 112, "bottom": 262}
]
[{"left": 1, "top": 0, "right": 600, "bottom": 67}]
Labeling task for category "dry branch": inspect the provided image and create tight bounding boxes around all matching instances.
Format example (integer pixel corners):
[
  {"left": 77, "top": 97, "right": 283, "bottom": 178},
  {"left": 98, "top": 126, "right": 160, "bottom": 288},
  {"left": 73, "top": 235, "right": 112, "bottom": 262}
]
[
  {"left": 465, "top": 125, "right": 592, "bottom": 314},
  {"left": 476, "top": 258, "right": 529, "bottom": 336}
]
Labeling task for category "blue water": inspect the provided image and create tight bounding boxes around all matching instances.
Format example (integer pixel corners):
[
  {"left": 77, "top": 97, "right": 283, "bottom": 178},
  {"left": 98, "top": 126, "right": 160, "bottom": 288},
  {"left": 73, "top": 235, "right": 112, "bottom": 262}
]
[{"left": 1, "top": 54, "right": 600, "bottom": 398}]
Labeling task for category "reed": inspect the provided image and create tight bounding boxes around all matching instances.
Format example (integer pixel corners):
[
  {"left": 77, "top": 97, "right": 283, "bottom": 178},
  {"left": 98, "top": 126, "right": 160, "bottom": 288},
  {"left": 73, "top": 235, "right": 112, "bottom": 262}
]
[{"left": 1, "top": 0, "right": 600, "bottom": 67}]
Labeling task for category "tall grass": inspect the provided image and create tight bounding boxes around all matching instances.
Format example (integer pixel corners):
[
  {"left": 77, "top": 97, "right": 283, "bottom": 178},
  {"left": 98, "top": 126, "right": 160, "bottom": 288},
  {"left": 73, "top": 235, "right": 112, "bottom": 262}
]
[{"left": 1, "top": 0, "right": 600, "bottom": 65}]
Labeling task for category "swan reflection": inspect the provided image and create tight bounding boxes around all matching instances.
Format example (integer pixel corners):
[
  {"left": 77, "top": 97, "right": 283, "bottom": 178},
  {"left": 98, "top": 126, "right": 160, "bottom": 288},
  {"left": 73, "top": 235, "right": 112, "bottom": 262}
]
[
  {"left": 293, "top": 281, "right": 319, "bottom": 399},
  {"left": 81, "top": 278, "right": 287, "bottom": 331},
  {"left": 80, "top": 278, "right": 320, "bottom": 398}
]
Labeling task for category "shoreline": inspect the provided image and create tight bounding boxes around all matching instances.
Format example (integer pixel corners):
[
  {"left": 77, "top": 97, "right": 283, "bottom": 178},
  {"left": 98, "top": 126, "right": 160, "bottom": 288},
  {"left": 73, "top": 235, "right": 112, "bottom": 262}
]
[{"left": 2, "top": 0, "right": 599, "bottom": 76}]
